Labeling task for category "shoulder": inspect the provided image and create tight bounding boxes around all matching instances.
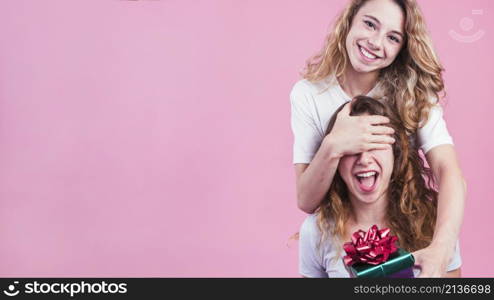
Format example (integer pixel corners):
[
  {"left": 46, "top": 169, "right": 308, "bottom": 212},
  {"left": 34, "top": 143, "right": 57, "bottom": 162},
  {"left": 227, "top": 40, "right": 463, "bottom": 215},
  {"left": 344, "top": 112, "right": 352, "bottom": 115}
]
[
  {"left": 290, "top": 78, "right": 333, "bottom": 100},
  {"left": 421, "top": 96, "right": 449, "bottom": 127},
  {"left": 300, "top": 213, "right": 335, "bottom": 240},
  {"left": 299, "top": 214, "right": 342, "bottom": 276},
  {"left": 290, "top": 79, "right": 316, "bottom": 99},
  {"left": 300, "top": 213, "right": 327, "bottom": 245},
  {"left": 301, "top": 213, "right": 317, "bottom": 231},
  {"left": 300, "top": 214, "right": 320, "bottom": 237},
  {"left": 426, "top": 93, "right": 444, "bottom": 105},
  {"left": 424, "top": 95, "right": 447, "bottom": 119}
]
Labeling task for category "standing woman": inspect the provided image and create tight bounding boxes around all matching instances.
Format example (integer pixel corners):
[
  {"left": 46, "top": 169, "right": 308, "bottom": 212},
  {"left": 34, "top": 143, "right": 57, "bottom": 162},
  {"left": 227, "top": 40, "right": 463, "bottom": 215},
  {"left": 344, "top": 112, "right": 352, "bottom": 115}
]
[{"left": 290, "top": 0, "right": 466, "bottom": 277}]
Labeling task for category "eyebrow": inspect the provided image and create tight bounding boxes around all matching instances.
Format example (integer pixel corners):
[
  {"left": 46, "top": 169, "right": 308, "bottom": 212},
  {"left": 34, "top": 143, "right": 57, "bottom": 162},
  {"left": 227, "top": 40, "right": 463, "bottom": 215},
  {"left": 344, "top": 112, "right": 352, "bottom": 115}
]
[{"left": 363, "top": 14, "right": 404, "bottom": 38}]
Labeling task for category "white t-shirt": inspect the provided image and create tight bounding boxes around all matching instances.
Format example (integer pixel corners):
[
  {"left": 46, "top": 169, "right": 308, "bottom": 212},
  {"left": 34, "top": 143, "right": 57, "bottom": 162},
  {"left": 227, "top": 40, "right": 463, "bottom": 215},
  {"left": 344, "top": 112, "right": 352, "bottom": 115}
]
[
  {"left": 290, "top": 76, "right": 454, "bottom": 164},
  {"left": 299, "top": 214, "right": 462, "bottom": 278}
]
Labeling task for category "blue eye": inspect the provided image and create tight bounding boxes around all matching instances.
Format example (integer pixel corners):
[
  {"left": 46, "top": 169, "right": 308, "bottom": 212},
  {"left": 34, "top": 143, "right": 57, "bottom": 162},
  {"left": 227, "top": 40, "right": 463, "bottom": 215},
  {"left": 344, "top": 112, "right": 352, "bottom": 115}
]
[{"left": 364, "top": 20, "right": 375, "bottom": 29}]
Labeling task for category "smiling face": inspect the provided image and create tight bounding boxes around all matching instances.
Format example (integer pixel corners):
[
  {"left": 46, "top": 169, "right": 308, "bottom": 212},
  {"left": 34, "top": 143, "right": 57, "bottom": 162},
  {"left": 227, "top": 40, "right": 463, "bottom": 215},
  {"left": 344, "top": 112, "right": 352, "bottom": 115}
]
[
  {"left": 345, "top": 0, "right": 405, "bottom": 74},
  {"left": 338, "top": 145, "right": 394, "bottom": 204}
]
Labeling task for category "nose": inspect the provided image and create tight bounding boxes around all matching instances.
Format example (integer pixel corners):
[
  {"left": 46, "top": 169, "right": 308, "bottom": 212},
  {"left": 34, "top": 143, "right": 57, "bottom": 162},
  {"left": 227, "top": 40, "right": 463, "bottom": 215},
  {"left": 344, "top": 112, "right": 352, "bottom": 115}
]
[
  {"left": 357, "top": 151, "right": 373, "bottom": 166},
  {"left": 367, "top": 32, "right": 384, "bottom": 51}
]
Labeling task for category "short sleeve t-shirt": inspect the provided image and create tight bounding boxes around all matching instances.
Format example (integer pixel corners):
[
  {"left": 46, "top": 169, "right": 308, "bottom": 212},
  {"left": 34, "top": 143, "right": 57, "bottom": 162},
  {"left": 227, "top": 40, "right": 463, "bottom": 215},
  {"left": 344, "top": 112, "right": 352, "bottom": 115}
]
[
  {"left": 289, "top": 77, "right": 454, "bottom": 164},
  {"left": 298, "top": 214, "right": 462, "bottom": 278}
]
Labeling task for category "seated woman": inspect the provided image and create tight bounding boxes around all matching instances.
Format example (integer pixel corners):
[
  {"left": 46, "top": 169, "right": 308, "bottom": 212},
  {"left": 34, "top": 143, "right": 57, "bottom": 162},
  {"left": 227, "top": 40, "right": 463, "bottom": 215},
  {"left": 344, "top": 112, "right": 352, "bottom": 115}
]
[{"left": 298, "top": 96, "right": 462, "bottom": 278}]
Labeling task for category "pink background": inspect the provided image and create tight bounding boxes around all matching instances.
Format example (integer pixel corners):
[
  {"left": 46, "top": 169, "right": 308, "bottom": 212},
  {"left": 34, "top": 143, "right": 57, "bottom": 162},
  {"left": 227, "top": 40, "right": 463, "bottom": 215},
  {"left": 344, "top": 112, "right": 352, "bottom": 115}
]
[{"left": 0, "top": 0, "right": 492, "bottom": 277}]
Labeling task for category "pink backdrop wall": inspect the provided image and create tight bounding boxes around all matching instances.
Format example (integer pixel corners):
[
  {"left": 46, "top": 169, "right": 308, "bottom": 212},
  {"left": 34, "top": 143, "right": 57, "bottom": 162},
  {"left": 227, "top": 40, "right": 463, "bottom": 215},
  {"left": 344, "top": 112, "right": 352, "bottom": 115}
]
[{"left": 0, "top": 0, "right": 492, "bottom": 277}]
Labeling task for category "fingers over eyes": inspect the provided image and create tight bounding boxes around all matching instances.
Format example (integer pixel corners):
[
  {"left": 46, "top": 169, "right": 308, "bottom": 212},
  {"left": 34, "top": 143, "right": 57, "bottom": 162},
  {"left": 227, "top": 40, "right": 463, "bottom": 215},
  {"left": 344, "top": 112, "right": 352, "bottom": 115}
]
[
  {"left": 363, "top": 115, "right": 390, "bottom": 125},
  {"left": 370, "top": 125, "right": 395, "bottom": 135},
  {"left": 367, "top": 135, "right": 395, "bottom": 144}
]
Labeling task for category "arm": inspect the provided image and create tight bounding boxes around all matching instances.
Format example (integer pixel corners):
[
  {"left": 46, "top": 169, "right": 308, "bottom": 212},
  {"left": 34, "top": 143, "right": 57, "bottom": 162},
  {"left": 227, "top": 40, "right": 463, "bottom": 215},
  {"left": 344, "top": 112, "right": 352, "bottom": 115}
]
[
  {"left": 427, "top": 145, "right": 466, "bottom": 259},
  {"left": 295, "top": 139, "right": 342, "bottom": 213},
  {"left": 415, "top": 144, "right": 466, "bottom": 277}
]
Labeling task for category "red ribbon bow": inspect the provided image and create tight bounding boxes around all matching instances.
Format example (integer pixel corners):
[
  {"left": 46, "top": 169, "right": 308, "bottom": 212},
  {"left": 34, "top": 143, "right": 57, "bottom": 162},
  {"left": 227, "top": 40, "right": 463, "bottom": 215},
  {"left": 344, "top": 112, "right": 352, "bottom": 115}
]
[{"left": 343, "top": 224, "right": 398, "bottom": 266}]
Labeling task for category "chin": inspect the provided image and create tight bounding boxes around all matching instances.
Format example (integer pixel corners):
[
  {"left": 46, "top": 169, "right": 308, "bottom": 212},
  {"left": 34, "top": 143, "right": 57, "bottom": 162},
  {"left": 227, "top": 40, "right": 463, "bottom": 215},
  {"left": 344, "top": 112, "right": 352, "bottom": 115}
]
[
  {"left": 355, "top": 194, "right": 381, "bottom": 204},
  {"left": 351, "top": 60, "right": 380, "bottom": 74}
]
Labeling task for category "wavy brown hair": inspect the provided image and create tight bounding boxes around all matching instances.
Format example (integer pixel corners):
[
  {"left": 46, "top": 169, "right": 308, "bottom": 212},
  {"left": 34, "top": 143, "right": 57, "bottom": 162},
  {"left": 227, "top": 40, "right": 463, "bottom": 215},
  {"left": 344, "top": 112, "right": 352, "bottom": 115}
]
[
  {"left": 302, "top": 0, "right": 445, "bottom": 135},
  {"left": 312, "top": 96, "right": 438, "bottom": 260}
]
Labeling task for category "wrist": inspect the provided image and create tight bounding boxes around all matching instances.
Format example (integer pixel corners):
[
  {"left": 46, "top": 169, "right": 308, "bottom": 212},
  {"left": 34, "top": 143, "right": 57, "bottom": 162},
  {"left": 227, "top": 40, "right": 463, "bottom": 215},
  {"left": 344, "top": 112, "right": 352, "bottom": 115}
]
[
  {"left": 429, "top": 238, "right": 456, "bottom": 254},
  {"left": 322, "top": 135, "right": 343, "bottom": 160}
]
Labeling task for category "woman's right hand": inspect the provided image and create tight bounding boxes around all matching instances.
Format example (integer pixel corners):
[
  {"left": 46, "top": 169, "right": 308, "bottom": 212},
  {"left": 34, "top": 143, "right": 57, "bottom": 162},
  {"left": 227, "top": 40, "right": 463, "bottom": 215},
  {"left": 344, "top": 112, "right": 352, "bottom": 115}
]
[{"left": 325, "top": 102, "right": 396, "bottom": 158}]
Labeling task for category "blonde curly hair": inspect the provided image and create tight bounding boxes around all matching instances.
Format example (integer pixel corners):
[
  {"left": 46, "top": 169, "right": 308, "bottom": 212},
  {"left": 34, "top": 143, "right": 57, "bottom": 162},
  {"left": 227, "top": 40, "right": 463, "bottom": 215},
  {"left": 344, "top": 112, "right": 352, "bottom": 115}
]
[{"left": 303, "top": 0, "right": 445, "bottom": 135}]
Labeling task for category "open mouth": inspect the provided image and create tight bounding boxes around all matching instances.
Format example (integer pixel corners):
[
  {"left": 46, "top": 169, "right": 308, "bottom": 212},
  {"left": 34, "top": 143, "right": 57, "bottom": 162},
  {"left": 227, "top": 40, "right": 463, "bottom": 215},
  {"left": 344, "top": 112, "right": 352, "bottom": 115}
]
[
  {"left": 354, "top": 171, "right": 379, "bottom": 193},
  {"left": 358, "top": 45, "right": 379, "bottom": 62}
]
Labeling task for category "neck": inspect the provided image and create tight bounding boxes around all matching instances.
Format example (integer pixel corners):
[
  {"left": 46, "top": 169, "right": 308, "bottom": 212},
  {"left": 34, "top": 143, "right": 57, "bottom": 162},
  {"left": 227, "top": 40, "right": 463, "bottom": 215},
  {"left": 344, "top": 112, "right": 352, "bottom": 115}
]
[
  {"left": 337, "top": 65, "right": 380, "bottom": 98},
  {"left": 348, "top": 193, "right": 388, "bottom": 230}
]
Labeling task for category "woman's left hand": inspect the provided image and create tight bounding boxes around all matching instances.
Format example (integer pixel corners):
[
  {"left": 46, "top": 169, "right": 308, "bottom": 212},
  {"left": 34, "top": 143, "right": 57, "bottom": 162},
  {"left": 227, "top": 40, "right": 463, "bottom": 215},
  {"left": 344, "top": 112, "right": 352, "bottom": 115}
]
[{"left": 412, "top": 245, "right": 453, "bottom": 277}]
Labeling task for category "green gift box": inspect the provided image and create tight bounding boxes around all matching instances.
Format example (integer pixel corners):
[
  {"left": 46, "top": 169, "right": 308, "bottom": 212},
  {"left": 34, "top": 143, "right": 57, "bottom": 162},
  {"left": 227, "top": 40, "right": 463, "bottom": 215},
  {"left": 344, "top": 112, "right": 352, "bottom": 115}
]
[{"left": 348, "top": 248, "right": 415, "bottom": 278}]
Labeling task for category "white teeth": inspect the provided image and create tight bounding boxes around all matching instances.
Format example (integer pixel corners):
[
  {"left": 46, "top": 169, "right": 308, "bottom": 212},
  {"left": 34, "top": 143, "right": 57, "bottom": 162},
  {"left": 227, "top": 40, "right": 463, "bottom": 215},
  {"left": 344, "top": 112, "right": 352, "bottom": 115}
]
[
  {"left": 356, "top": 171, "right": 377, "bottom": 178},
  {"left": 359, "top": 46, "right": 377, "bottom": 59}
]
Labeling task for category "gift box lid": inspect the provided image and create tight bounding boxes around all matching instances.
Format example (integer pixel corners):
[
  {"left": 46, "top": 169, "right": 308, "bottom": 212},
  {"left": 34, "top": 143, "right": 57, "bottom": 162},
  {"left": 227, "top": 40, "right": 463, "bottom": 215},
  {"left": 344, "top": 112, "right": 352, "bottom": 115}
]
[{"left": 349, "top": 248, "right": 415, "bottom": 278}]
